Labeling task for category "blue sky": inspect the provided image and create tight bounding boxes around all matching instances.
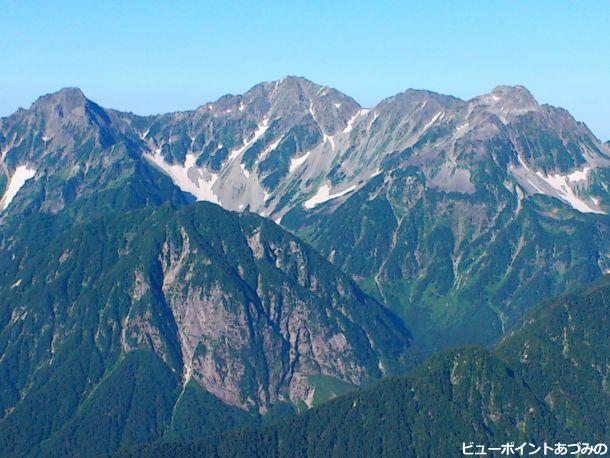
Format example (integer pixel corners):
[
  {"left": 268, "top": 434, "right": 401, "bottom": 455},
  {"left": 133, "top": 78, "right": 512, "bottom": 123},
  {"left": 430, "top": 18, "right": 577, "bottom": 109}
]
[{"left": 2, "top": 0, "right": 609, "bottom": 139}]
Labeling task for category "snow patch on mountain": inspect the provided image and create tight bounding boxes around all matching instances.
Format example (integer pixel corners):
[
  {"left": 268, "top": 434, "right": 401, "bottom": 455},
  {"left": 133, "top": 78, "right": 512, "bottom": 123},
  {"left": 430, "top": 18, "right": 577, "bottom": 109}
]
[
  {"left": 260, "top": 137, "right": 282, "bottom": 160},
  {"left": 563, "top": 167, "right": 590, "bottom": 182},
  {"left": 303, "top": 183, "right": 356, "bottom": 209},
  {"left": 1, "top": 165, "right": 36, "bottom": 210},
  {"left": 343, "top": 109, "right": 370, "bottom": 134},
  {"left": 323, "top": 133, "right": 335, "bottom": 150},
  {"left": 308, "top": 102, "right": 318, "bottom": 123},
  {"left": 228, "top": 118, "right": 269, "bottom": 162},
  {"left": 535, "top": 169, "right": 600, "bottom": 214},
  {"left": 511, "top": 156, "right": 603, "bottom": 214},
  {"left": 289, "top": 150, "right": 312, "bottom": 173},
  {"left": 454, "top": 122, "right": 471, "bottom": 138},
  {"left": 421, "top": 111, "right": 444, "bottom": 132},
  {"left": 371, "top": 167, "right": 383, "bottom": 178},
  {"left": 145, "top": 152, "right": 219, "bottom": 204}
]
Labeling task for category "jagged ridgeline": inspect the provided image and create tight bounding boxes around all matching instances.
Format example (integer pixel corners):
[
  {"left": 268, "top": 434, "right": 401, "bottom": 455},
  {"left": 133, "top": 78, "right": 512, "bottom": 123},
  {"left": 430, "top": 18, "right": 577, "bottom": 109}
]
[{"left": 120, "top": 276, "right": 610, "bottom": 458}]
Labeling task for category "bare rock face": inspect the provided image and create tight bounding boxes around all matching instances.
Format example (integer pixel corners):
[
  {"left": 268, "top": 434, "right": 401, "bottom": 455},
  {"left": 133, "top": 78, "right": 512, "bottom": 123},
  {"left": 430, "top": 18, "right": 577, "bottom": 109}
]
[
  {"left": 152, "top": 206, "right": 407, "bottom": 412},
  {"left": 106, "top": 203, "right": 409, "bottom": 413}
]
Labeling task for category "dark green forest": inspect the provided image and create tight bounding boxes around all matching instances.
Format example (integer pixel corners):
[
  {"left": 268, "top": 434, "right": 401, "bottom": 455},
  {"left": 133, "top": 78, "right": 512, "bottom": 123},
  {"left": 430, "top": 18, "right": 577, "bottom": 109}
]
[{"left": 120, "top": 276, "right": 610, "bottom": 457}]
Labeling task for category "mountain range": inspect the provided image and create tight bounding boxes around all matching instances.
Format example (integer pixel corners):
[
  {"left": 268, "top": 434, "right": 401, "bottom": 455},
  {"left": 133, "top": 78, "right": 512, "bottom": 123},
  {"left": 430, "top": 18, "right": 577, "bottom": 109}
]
[
  {"left": 3, "top": 77, "right": 610, "bottom": 351},
  {"left": 4, "top": 77, "right": 609, "bottom": 220},
  {"left": 0, "top": 76, "right": 609, "bottom": 455}
]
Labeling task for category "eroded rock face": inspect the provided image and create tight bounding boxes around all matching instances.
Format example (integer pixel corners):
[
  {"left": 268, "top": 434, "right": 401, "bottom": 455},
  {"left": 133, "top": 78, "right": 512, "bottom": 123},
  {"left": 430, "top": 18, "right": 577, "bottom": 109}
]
[
  {"left": 157, "top": 212, "right": 402, "bottom": 411},
  {"left": 109, "top": 203, "right": 410, "bottom": 412}
]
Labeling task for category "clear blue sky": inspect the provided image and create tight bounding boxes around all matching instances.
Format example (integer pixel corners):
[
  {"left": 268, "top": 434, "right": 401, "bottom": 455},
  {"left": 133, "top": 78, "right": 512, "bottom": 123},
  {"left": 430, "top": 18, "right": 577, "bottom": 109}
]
[{"left": 2, "top": 0, "right": 609, "bottom": 140}]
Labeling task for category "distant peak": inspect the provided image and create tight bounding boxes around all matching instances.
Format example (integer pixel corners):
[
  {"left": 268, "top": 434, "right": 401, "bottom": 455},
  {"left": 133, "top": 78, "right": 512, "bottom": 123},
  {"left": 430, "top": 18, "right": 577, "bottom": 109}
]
[
  {"left": 488, "top": 85, "right": 538, "bottom": 106},
  {"left": 377, "top": 88, "right": 462, "bottom": 113},
  {"left": 470, "top": 85, "right": 539, "bottom": 123},
  {"left": 277, "top": 75, "right": 317, "bottom": 86},
  {"left": 244, "top": 75, "right": 357, "bottom": 107},
  {"left": 243, "top": 76, "right": 318, "bottom": 101},
  {"left": 403, "top": 88, "right": 461, "bottom": 103},
  {"left": 56, "top": 87, "right": 86, "bottom": 98},
  {"left": 25, "top": 87, "right": 114, "bottom": 132},
  {"left": 32, "top": 87, "right": 88, "bottom": 111},
  {"left": 269, "top": 75, "right": 326, "bottom": 96},
  {"left": 491, "top": 84, "right": 530, "bottom": 93}
]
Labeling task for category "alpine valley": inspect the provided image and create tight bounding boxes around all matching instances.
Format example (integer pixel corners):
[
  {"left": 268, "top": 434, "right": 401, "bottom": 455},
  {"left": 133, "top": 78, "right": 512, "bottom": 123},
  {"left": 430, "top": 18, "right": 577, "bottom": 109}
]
[{"left": 0, "top": 77, "right": 608, "bottom": 456}]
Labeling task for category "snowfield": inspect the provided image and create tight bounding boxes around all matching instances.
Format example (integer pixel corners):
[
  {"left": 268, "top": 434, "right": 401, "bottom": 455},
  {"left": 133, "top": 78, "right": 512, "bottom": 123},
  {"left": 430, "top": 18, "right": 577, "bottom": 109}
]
[
  {"left": 1, "top": 165, "right": 36, "bottom": 211},
  {"left": 145, "top": 152, "right": 220, "bottom": 204},
  {"left": 511, "top": 156, "right": 603, "bottom": 214},
  {"left": 303, "top": 183, "right": 357, "bottom": 209}
]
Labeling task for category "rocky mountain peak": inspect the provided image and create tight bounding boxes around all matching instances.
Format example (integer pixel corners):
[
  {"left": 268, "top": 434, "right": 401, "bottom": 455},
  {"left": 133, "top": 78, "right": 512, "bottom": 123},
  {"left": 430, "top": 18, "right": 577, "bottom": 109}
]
[
  {"left": 240, "top": 76, "right": 360, "bottom": 133},
  {"left": 377, "top": 88, "right": 462, "bottom": 118},
  {"left": 264, "top": 75, "right": 334, "bottom": 99},
  {"left": 274, "top": 74, "right": 320, "bottom": 92},
  {"left": 0, "top": 87, "right": 129, "bottom": 218},
  {"left": 31, "top": 87, "right": 88, "bottom": 113},
  {"left": 470, "top": 85, "right": 539, "bottom": 124},
  {"left": 242, "top": 75, "right": 319, "bottom": 105},
  {"left": 21, "top": 86, "right": 117, "bottom": 138},
  {"left": 490, "top": 85, "right": 537, "bottom": 104}
]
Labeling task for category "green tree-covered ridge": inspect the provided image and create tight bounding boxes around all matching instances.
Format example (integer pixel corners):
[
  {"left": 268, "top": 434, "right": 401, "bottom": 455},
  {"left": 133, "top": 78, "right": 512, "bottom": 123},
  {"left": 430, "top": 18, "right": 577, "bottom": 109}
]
[
  {"left": 293, "top": 166, "right": 610, "bottom": 354},
  {"left": 123, "top": 275, "right": 610, "bottom": 457}
]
